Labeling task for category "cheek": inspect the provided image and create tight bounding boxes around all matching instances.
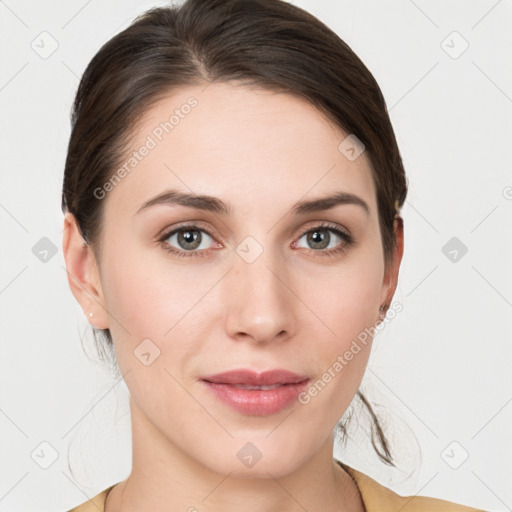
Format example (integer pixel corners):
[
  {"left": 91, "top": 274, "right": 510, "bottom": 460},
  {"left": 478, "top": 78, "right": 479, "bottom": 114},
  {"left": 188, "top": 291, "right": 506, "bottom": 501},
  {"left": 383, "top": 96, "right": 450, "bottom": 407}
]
[
  {"left": 295, "top": 262, "right": 383, "bottom": 425},
  {"left": 298, "top": 251, "right": 384, "bottom": 348},
  {"left": 100, "top": 244, "right": 198, "bottom": 333},
  {"left": 99, "top": 244, "right": 225, "bottom": 376}
]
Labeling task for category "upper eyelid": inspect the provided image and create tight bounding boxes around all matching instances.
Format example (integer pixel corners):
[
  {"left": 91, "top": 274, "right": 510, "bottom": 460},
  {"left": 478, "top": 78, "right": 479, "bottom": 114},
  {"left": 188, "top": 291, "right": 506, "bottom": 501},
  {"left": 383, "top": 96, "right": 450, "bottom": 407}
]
[
  {"left": 158, "top": 220, "right": 212, "bottom": 238},
  {"left": 159, "top": 221, "right": 350, "bottom": 245},
  {"left": 297, "top": 222, "right": 349, "bottom": 237}
]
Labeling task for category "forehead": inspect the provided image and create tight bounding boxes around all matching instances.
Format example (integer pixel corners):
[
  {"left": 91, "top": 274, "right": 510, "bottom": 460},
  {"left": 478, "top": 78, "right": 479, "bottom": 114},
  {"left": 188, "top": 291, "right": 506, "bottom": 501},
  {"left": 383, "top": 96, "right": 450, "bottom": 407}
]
[{"left": 103, "top": 81, "right": 376, "bottom": 218}]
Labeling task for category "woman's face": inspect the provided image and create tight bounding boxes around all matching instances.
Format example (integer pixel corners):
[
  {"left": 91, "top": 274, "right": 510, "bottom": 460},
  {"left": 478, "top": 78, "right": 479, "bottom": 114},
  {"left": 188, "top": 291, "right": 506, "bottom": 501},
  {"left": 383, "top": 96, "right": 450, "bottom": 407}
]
[{"left": 66, "top": 81, "right": 402, "bottom": 478}]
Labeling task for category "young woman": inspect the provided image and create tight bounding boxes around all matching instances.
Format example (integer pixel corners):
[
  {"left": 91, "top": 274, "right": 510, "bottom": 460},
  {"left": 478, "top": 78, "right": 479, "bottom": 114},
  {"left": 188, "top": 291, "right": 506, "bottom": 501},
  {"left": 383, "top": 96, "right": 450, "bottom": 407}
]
[{"left": 62, "top": 0, "right": 485, "bottom": 510}]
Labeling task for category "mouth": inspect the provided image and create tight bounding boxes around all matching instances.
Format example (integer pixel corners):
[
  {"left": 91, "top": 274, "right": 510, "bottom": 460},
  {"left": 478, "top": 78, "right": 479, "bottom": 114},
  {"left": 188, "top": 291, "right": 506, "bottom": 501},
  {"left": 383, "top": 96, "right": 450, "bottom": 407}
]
[
  {"left": 200, "top": 368, "right": 310, "bottom": 387},
  {"left": 207, "top": 382, "right": 300, "bottom": 390},
  {"left": 200, "top": 373, "right": 310, "bottom": 416}
]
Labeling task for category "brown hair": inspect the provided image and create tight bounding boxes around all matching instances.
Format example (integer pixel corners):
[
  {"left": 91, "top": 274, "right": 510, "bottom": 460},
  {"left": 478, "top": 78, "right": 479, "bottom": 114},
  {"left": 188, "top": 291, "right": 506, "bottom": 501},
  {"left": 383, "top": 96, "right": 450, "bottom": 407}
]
[{"left": 62, "top": 0, "right": 408, "bottom": 467}]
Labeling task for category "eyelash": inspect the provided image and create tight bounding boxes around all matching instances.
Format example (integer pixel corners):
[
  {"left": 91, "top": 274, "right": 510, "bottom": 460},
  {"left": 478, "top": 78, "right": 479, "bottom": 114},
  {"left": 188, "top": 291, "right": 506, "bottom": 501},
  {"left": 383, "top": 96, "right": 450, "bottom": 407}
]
[{"left": 157, "top": 222, "right": 354, "bottom": 259}]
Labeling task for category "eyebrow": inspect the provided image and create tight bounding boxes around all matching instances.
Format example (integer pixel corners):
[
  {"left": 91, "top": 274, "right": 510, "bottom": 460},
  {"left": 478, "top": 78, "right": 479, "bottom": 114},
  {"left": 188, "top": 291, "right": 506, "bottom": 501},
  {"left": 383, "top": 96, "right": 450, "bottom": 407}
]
[{"left": 135, "top": 189, "right": 370, "bottom": 217}]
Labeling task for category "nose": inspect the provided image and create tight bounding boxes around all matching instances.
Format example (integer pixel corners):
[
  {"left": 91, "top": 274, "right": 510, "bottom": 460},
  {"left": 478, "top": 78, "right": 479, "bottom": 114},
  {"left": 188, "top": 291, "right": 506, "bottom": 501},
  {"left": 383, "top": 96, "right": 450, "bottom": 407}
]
[{"left": 223, "top": 247, "right": 297, "bottom": 346}]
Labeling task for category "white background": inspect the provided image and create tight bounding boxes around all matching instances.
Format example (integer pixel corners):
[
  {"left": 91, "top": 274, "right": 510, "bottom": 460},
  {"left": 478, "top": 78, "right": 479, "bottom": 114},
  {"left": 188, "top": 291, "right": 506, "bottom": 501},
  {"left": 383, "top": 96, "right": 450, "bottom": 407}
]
[{"left": 1, "top": 0, "right": 511, "bottom": 510}]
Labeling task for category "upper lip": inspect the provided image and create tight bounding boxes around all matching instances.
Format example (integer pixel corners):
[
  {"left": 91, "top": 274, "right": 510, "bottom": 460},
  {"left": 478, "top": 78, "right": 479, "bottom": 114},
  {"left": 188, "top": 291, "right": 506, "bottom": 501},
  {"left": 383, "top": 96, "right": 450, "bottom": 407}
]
[{"left": 201, "top": 369, "right": 309, "bottom": 386}]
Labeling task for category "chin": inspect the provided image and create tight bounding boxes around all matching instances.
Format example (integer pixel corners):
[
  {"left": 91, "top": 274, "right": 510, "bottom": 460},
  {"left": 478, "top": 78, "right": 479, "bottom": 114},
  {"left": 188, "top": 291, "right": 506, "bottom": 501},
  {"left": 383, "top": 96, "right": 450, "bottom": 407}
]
[{"left": 202, "top": 442, "right": 305, "bottom": 480}]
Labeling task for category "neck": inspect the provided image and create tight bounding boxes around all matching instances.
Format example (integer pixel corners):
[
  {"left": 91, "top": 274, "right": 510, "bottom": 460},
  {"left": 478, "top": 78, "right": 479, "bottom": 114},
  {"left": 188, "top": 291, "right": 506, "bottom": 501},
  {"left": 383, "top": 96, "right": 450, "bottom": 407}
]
[{"left": 105, "top": 399, "right": 365, "bottom": 512}]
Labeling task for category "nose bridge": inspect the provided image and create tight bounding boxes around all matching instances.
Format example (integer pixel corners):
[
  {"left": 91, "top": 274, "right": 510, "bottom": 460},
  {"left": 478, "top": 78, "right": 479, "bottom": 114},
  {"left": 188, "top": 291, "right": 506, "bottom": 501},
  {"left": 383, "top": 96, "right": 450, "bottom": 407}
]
[{"left": 224, "top": 237, "right": 295, "bottom": 343}]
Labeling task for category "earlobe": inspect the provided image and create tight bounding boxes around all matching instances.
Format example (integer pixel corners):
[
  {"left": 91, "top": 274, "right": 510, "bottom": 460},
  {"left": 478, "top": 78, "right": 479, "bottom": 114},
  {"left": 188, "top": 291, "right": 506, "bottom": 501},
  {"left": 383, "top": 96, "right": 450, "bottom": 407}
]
[{"left": 62, "top": 212, "right": 109, "bottom": 329}]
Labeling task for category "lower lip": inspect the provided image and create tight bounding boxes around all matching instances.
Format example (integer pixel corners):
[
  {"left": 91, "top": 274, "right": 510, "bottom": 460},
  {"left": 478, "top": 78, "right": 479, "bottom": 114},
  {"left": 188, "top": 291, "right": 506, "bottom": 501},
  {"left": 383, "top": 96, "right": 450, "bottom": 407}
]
[{"left": 201, "top": 380, "right": 310, "bottom": 416}]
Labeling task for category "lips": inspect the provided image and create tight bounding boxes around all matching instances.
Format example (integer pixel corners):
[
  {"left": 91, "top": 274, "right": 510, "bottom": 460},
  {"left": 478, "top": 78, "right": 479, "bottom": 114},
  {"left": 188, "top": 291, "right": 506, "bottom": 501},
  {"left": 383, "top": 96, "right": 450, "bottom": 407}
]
[
  {"left": 200, "top": 369, "right": 309, "bottom": 387},
  {"left": 200, "top": 369, "right": 311, "bottom": 415}
]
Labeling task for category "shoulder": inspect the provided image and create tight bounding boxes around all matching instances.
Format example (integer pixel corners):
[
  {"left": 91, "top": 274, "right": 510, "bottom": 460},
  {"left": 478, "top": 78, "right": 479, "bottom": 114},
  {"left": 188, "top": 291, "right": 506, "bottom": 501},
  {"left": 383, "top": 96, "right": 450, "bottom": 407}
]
[
  {"left": 66, "top": 484, "right": 116, "bottom": 512},
  {"left": 340, "top": 461, "right": 487, "bottom": 512},
  {"left": 66, "top": 466, "right": 487, "bottom": 512}
]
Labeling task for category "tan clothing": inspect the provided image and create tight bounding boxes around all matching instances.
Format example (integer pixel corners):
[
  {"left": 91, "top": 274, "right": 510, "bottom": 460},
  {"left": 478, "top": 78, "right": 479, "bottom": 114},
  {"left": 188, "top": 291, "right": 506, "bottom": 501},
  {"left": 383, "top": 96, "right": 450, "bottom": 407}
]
[{"left": 67, "top": 460, "right": 485, "bottom": 511}]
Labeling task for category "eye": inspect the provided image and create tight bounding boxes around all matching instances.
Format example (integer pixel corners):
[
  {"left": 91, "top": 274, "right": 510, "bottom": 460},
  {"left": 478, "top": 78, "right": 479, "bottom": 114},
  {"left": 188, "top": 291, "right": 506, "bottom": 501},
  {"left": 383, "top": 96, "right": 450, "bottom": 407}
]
[
  {"left": 158, "top": 224, "right": 218, "bottom": 258},
  {"left": 157, "top": 222, "right": 354, "bottom": 259},
  {"left": 293, "top": 223, "right": 354, "bottom": 257}
]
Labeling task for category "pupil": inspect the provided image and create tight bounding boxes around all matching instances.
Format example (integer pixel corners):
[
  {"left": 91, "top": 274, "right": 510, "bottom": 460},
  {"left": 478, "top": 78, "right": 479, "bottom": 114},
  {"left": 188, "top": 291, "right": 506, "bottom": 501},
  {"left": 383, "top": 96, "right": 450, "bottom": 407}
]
[
  {"left": 309, "top": 229, "right": 328, "bottom": 249},
  {"left": 180, "top": 230, "right": 200, "bottom": 249}
]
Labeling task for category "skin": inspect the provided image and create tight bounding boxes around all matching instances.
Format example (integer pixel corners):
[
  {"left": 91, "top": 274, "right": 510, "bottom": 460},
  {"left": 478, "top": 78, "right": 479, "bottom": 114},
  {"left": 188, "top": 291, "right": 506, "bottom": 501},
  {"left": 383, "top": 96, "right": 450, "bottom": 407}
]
[{"left": 63, "top": 81, "right": 403, "bottom": 512}]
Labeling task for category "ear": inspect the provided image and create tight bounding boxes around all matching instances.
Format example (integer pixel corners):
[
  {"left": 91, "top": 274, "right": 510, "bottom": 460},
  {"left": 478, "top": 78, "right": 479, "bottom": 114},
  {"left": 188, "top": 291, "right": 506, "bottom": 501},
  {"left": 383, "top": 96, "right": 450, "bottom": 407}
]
[
  {"left": 379, "top": 215, "right": 404, "bottom": 312},
  {"left": 62, "top": 212, "right": 109, "bottom": 330}
]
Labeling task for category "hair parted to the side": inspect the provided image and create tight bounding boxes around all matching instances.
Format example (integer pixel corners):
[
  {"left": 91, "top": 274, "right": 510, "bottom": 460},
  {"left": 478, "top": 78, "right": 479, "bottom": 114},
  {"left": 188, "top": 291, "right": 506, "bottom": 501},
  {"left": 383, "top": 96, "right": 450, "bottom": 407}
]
[{"left": 62, "top": 0, "right": 408, "bottom": 468}]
